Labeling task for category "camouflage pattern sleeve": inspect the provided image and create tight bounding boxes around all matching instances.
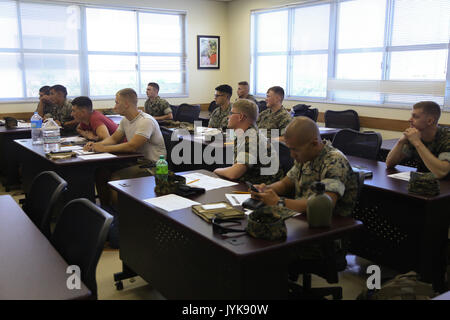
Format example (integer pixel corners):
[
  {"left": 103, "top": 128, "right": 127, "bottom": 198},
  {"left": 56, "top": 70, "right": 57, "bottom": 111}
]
[{"left": 437, "top": 128, "right": 450, "bottom": 162}]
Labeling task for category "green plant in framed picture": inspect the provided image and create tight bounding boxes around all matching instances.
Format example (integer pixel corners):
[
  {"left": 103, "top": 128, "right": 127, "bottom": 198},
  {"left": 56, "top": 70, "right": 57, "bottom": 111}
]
[{"left": 198, "top": 35, "right": 220, "bottom": 69}]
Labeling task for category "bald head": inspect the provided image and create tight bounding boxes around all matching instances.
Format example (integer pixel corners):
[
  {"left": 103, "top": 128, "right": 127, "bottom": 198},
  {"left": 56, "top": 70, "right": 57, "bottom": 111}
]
[{"left": 285, "top": 117, "right": 320, "bottom": 146}]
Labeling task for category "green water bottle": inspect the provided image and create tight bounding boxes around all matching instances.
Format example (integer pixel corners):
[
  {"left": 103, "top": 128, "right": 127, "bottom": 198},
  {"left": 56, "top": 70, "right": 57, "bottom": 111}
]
[
  {"left": 306, "top": 182, "right": 333, "bottom": 228},
  {"left": 155, "top": 155, "right": 168, "bottom": 182}
]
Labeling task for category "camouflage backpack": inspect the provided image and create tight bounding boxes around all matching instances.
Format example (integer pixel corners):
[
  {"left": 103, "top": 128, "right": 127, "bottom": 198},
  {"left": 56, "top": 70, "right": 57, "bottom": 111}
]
[
  {"left": 357, "top": 271, "right": 438, "bottom": 300},
  {"left": 408, "top": 171, "right": 440, "bottom": 196}
]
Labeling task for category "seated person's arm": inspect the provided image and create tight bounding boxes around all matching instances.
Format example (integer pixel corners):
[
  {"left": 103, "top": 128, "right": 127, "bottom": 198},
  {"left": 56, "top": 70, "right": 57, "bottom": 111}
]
[
  {"left": 87, "top": 129, "right": 145, "bottom": 154},
  {"left": 94, "top": 124, "right": 111, "bottom": 141},
  {"left": 153, "top": 112, "right": 173, "bottom": 121},
  {"left": 214, "top": 164, "right": 248, "bottom": 180},
  {"left": 386, "top": 135, "right": 409, "bottom": 169},
  {"left": 411, "top": 142, "right": 450, "bottom": 179},
  {"left": 252, "top": 188, "right": 338, "bottom": 213},
  {"left": 83, "top": 129, "right": 124, "bottom": 151},
  {"left": 253, "top": 176, "right": 295, "bottom": 198}
]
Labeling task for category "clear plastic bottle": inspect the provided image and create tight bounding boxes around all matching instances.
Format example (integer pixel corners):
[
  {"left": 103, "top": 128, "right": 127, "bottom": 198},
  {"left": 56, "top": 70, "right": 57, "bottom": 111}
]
[
  {"left": 42, "top": 118, "right": 61, "bottom": 153},
  {"left": 30, "top": 112, "right": 43, "bottom": 145},
  {"left": 155, "top": 155, "right": 168, "bottom": 183}
]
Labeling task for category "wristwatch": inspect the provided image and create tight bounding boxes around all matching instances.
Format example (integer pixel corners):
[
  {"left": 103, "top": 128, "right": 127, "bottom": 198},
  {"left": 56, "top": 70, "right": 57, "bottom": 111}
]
[{"left": 277, "top": 197, "right": 286, "bottom": 207}]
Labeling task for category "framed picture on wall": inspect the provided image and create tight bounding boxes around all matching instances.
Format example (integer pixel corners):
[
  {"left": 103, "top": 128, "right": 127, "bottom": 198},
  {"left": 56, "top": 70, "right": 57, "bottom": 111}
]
[{"left": 197, "top": 35, "right": 220, "bottom": 69}]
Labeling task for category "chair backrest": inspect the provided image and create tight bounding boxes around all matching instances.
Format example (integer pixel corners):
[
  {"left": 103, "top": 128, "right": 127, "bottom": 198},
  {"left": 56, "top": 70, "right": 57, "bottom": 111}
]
[
  {"left": 51, "top": 199, "right": 113, "bottom": 299},
  {"left": 257, "top": 100, "right": 267, "bottom": 113},
  {"left": 162, "top": 130, "right": 183, "bottom": 172},
  {"left": 324, "top": 109, "right": 360, "bottom": 131},
  {"left": 208, "top": 100, "right": 218, "bottom": 113},
  {"left": 332, "top": 129, "right": 382, "bottom": 160},
  {"left": 292, "top": 104, "right": 319, "bottom": 122},
  {"left": 175, "top": 103, "right": 201, "bottom": 123},
  {"left": 170, "top": 105, "right": 179, "bottom": 119},
  {"left": 23, "top": 171, "right": 67, "bottom": 238},
  {"left": 278, "top": 141, "right": 294, "bottom": 174}
]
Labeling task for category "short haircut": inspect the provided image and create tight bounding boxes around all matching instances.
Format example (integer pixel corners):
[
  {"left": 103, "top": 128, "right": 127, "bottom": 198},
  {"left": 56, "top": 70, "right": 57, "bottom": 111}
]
[
  {"left": 71, "top": 96, "right": 93, "bottom": 112},
  {"left": 413, "top": 101, "right": 441, "bottom": 123},
  {"left": 117, "top": 88, "right": 138, "bottom": 106},
  {"left": 215, "top": 84, "right": 232, "bottom": 97},
  {"left": 39, "top": 86, "right": 51, "bottom": 95},
  {"left": 50, "top": 84, "right": 68, "bottom": 98},
  {"left": 268, "top": 86, "right": 285, "bottom": 101},
  {"left": 147, "top": 82, "right": 160, "bottom": 92},
  {"left": 238, "top": 81, "right": 249, "bottom": 86},
  {"left": 233, "top": 99, "right": 259, "bottom": 124}
]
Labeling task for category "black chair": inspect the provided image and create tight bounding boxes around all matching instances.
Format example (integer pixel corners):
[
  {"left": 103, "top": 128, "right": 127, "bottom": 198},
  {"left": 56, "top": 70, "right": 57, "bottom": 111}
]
[
  {"left": 162, "top": 130, "right": 184, "bottom": 172},
  {"left": 170, "top": 105, "right": 179, "bottom": 119},
  {"left": 332, "top": 129, "right": 382, "bottom": 160},
  {"left": 22, "top": 171, "right": 67, "bottom": 239},
  {"left": 324, "top": 110, "right": 360, "bottom": 131},
  {"left": 291, "top": 104, "right": 319, "bottom": 122},
  {"left": 278, "top": 141, "right": 294, "bottom": 174},
  {"left": 288, "top": 171, "right": 365, "bottom": 300},
  {"left": 51, "top": 198, "right": 113, "bottom": 299},
  {"left": 208, "top": 100, "right": 218, "bottom": 113},
  {"left": 175, "top": 103, "right": 200, "bottom": 123},
  {"left": 257, "top": 100, "right": 267, "bottom": 113}
]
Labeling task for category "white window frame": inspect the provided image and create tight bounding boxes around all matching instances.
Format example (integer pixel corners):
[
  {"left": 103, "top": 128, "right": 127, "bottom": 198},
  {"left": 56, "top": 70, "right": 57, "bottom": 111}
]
[
  {"left": 251, "top": 0, "right": 450, "bottom": 110},
  {"left": 0, "top": 0, "right": 187, "bottom": 102}
]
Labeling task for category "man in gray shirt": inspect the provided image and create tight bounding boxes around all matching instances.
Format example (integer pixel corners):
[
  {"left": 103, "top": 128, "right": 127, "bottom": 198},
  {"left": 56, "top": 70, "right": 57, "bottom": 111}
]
[{"left": 84, "top": 88, "right": 166, "bottom": 207}]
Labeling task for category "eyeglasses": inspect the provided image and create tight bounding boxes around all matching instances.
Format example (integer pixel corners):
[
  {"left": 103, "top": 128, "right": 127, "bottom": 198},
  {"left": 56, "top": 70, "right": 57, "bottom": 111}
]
[
  {"left": 214, "top": 94, "right": 225, "bottom": 98},
  {"left": 229, "top": 111, "right": 241, "bottom": 116}
]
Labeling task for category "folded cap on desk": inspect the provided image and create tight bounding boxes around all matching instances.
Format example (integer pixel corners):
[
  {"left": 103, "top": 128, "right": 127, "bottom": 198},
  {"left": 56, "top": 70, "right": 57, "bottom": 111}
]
[
  {"left": 408, "top": 172, "right": 440, "bottom": 196},
  {"left": 246, "top": 206, "right": 297, "bottom": 241}
]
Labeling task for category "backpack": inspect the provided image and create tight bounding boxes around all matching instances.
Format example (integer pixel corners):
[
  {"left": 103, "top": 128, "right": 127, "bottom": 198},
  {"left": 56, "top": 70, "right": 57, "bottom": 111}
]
[{"left": 357, "top": 271, "right": 438, "bottom": 300}]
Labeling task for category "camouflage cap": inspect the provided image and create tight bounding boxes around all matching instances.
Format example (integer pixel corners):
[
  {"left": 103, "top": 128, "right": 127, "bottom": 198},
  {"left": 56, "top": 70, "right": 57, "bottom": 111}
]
[
  {"left": 408, "top": 171, "right": 440, "bottom": 196},
  {"left": 246, "top": 206, "right": 296, "bottom": 241},
  {"left": 154, "top": 171, "right": 187, "bottom": 196}
]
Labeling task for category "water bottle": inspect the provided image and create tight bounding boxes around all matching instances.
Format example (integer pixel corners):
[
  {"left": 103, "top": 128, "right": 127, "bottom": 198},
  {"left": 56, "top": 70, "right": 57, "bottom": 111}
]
[
  {"left": 155, "top": 155, "right": 168, "bottom": 183},
  {"left": 43, "top": 118, "right": 61, "bottom": 153},
  {"left": 30, "top": 112, "right": 43, "bottom": 145},
  {"left": 306, "top": 182, "right": 333, "bottom": 228}
]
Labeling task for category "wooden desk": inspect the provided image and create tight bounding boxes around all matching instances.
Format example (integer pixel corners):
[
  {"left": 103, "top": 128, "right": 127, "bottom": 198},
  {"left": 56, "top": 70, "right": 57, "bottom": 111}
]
[
  {"left": 14, "top": 138, "right": 142, "bottom": 202},
  {"left": 0, "top": 126, "right": 31, "bottom": 190},
  {"left": 0, "top": 195, "right": 91, "bottom": 300},
  {"left": 347, "top": 156, "right": 450, "bottom": 292},
  {"left": 108, "top": 170, "right": 362, "bottom": 299}
]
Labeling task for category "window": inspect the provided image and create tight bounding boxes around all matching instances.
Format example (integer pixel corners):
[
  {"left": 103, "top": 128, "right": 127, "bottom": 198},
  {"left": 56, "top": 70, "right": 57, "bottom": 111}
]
[
  {"left": 251, "top": 0, "right": 450, "bottom": 108},
  {"left": 0, "top": 0, "right": 186, "bottom": 100}
]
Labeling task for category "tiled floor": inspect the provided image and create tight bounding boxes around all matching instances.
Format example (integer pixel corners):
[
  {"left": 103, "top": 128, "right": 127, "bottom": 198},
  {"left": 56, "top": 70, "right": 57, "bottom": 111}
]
[{"left": 4, "top": 183, "right": 447, "bottom": 300}]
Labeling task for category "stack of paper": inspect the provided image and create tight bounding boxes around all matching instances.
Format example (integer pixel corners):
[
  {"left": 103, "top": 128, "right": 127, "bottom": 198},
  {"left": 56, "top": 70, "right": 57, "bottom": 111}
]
[
  {"left": 78, "top": 153, "right": 117, "bottom": 160},
  {"left": 181, "top": 173, "right": 238, "bottom": 191},
  {"left": 225, "top": 193, "right": 251, "bottom": 206},
  {"left": 144, "top": 194, "right": 200, "bottom": 212}
]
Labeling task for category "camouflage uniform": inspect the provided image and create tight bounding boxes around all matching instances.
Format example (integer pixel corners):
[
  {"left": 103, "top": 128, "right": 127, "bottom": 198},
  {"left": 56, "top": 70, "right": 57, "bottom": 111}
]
[
  {"left": 256, "top": 106, "right": 292, "bottom": 138},
  {"left": 233, "top": 125, "right": 284, "bottom": 185},
  {"left": 144, "top": 96, "right": 172, "bottom": 117},
  {"left": 46, "top": 99, "right": 73, "bottom": 124},
  {"left": 286, "top": 140, "right": 358, "bottom": 217},
  {"left": 236, "top": 95, "right": 258, "bottom": 105},
  {"left": 36, "top": 102, "right": 55, "bottom": 118},
  {"left": 401, "top": 126, "right": 450, "bottom": 174},
  {"left": 208, "top": 103, "right": 232, "bottom": 129}
]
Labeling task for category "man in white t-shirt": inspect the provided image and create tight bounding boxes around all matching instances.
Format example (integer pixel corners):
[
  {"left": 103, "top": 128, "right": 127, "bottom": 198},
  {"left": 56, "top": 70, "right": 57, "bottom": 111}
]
[{"left": 84, "top": 88, "right": 166, "bottom": 207}]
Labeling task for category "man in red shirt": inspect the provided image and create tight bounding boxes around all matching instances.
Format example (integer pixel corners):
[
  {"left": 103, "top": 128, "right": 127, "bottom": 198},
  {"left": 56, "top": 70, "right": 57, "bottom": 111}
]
[{"left": 71, "top": 96, "right": 118, "bottom": 141}]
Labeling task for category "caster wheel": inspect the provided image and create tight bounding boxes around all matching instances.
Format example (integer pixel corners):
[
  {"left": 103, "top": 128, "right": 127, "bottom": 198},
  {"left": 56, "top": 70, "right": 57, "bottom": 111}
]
[
  {"left": 129, "top": 278, "right": 136, "bottom": 283},
  {"left": 115, "top": 281, "right": 124, "bottom": 291}
]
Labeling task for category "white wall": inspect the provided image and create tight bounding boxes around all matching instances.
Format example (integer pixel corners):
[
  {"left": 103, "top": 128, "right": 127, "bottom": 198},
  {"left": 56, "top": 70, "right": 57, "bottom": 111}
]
[
  {"left": 0, "top": 0, "right": 230, "bottom": 113},
  {"left": 227, "top": 0, "right": 450, "bottom": 139}
]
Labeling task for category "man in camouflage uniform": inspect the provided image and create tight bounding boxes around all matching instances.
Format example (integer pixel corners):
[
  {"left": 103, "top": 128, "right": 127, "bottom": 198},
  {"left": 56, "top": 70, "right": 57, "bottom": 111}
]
[
  {"left": 256, "top": 86, "right": 292, "bottom": 139},
  {"left": 236, "top": 81, "right": 258, "bottom": 105},
  {"left": 251, "top": 116, "right": 358, "bottom": 264},
  {"left": 35, "top": 85, "right": 54, "bottom": 118},
  {"left": 208, "top": 84, "right": 232, "bottom": 130},
  {"left": 42, "top": 84, "right": 77, "bottom": 134},
  {"left": 214, "top": 99, "right": 283, "bottom": 184},
  {"left": 144, "top": 82, "right": 173, "bottom": 121},
  {"left": 386, "top": 101, "right": 450, "bottom": 179}
]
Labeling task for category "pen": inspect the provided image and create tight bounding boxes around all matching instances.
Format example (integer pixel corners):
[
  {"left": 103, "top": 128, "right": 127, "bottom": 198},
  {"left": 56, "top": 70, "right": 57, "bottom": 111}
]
[
  {"left": 187, "top": 179, "right": 200, "bottom": 184},
  {"left": 232, "top": 191, "right": 250, "bottom": 194},
  {"left": 232, "top": 195, "right": 240, "bottom": 205}
]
